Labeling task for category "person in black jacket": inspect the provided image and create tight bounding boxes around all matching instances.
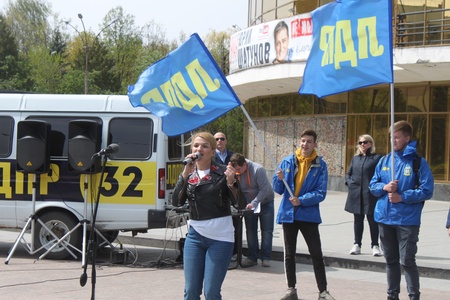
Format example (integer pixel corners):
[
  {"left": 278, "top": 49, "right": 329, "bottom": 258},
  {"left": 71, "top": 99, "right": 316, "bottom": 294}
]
[
  {"left": 172, "top": 131, "right": 239, "bottom": 300},
  {"left": 345, "top": 134, "right": 383, "bottom": 256}
]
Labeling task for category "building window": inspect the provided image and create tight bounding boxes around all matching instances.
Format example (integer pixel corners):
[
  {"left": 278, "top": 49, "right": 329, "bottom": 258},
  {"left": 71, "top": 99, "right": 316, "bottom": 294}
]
[
  {"left": 349, "top": 87, "right": 390, "bottom": 113},
  {"left": 429, "top": 114, "right": 448, "bottom": 180},
  {"left": 430, "top": 85, "right": 449, "bottom": 112},
  {"left": 315, "top": 93, "right": 347, "bottom": 114}
]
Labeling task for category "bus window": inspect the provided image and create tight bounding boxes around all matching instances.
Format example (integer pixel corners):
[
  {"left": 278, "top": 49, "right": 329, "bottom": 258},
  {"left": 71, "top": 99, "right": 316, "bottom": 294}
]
[
  {"left": 108, "top": 117, "right": 153, "bottom": 160},
  {"left": 0, "top": 116, "right": 13, "bottom": 157},
  {"left": 168, "top": 136, "right": 182, "bottom": 160}
]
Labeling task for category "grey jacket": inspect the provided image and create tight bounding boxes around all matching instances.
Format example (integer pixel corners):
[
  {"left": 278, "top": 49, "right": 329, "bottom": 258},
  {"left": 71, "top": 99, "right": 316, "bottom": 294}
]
[{"left": 238, "top": 159, "right": 274, "bottom": 208}]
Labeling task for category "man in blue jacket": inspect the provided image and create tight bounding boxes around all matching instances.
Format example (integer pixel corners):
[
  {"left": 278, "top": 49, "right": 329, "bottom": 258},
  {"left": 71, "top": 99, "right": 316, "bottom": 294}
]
[
  {"left": 369, "top": 120, "right": 434, "bottom": 300},
  {"left": 273, "top": 129, "right": 334, "bottom": 300}
]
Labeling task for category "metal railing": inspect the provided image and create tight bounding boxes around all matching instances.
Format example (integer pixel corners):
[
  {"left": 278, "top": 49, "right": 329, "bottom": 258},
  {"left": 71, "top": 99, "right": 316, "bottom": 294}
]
[
  {"left": 250, "top": 2, "right": 450, "bottom": 48},
  {"left": 395, "top": 7, "right": 450, "bottom": 47}
]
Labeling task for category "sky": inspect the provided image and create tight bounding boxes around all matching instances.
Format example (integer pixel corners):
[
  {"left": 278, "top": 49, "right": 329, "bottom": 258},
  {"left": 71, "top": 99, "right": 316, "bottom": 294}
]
[{"left": 44, "top": 0, "right": 248, "bottom": 41}]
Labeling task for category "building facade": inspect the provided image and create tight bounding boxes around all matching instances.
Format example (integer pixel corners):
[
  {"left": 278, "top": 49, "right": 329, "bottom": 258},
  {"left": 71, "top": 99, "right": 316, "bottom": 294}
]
[{"left": 228, "top": 0, "right": 450, "bottom": 200}]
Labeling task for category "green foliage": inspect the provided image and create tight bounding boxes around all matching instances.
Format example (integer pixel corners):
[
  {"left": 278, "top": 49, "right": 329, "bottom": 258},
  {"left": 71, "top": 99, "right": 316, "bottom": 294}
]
[
  {"left": 203, "top": 30, "right": 232, "bottom": 75},
  {"left": 58, "top": 69, "right": 84, "bottom": 94},
  {"left": 4, "top": 0, "right": 51, "bottom": 53},
  {"left": 102, "top": 7, "right": 143, "bottom": 94},
  {"left": 198, "top": 107, "right": 244, "bottom": 154},
  {"left": 28, "top": 46, "right": 62, "bottom": 93}
]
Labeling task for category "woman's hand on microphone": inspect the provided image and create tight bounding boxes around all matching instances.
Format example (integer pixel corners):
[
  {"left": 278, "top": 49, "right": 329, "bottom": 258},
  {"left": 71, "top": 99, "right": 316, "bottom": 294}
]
[{"left": 182, "top": 153, "right": 197, "bottom": 178}]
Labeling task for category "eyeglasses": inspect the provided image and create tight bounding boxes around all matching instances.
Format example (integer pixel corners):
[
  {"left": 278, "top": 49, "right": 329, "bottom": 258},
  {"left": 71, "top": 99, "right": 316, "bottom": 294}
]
[
  {"left": 215, "top": 137, "right": 226, "bottom": 141},
  {"left": 358, "top": 141, "right": 370, "bottom": 145}
]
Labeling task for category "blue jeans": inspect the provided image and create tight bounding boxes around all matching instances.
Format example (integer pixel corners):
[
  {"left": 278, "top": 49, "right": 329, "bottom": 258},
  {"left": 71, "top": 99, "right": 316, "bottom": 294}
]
[
  {"left": 183, "top": 226, "right": 233, "bottom": 300},
  {"left": 379, "top": 224, "right": 420, "bottom": 300},
  {"left": 244, "top": 201, "right": 274, "bottom": 261}
]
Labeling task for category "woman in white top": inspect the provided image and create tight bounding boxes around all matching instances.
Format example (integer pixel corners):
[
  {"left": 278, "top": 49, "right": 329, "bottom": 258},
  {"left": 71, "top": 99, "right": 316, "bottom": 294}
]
[{"left": 172, "top": 131, "right": 238, "bottom": 300}]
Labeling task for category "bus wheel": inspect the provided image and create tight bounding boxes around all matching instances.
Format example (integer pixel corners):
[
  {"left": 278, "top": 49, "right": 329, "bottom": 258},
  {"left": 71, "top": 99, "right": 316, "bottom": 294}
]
[{"left": 34, "top": 211, "right": 82, "bottom": 260}]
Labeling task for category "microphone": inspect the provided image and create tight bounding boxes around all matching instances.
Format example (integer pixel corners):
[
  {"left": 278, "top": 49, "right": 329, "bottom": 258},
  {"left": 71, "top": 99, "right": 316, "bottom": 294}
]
[
  {"left": 183, "top": 152, "right": 201, "bottom": 165},
  {"left": 95, "top": 143, "right": 120, "bottom": 156}
]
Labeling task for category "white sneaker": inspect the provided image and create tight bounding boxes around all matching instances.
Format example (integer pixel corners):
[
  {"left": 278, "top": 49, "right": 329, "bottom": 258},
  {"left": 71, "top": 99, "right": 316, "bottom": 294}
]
[
  {"left": 372, "top": 245, "right": 383, "bottom": 256},
  {"left": 318, "top": 290, "right": 335, "bottom": 300},
  {"left": 349, "top": 244, "right": 361, "bottom": 255}
]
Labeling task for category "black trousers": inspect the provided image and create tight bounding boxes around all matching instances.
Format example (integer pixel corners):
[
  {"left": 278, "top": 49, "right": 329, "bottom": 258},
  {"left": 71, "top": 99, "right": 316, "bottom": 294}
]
[
  {"left": 282, "top": 221, "right": 327, "bottom": 293},
  {"left": 353, "top": 213, "right": 379, "bottom": 247}
]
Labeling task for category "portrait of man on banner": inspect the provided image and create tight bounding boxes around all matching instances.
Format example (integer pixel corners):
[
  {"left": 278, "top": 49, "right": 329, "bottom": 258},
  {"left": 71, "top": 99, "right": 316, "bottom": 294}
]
[{"left": 273, "top": 20, "right": 293, "bottom": 64}]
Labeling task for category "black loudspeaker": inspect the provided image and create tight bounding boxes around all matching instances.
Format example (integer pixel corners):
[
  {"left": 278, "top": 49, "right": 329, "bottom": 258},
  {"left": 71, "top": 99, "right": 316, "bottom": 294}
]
[
  {"left": 68, "top": 120, "right": 102, "bottom": 173},
  {"left": 16, "top": 120, "right": 51, "bottom": 174}
]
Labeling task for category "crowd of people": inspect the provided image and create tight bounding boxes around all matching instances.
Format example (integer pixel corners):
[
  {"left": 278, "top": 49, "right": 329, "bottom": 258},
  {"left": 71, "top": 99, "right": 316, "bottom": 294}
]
[{"left": 171, "top": 121, "right": 443, "bottom": 300}]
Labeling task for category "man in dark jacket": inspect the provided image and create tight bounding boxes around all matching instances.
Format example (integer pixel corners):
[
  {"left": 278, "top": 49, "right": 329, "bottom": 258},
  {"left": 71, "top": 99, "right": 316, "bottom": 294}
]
[{"left": 214, "top": 132, "right": 234, "bottom": 165}]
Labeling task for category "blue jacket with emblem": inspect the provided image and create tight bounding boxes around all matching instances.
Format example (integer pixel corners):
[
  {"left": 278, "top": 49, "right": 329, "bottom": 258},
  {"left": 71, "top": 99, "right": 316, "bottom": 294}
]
[
  {"left": 272, "top": 154, "right": 328, "bottom": 224},
  {"left": 369, "top": 140, "right": 434, "bottom": 226}
]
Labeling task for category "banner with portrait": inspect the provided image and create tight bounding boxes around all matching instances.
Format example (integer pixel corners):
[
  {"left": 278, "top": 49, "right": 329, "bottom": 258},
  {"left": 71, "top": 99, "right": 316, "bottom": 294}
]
[{"left": 229, "top": 13, "right": 313, "bottom": 74}]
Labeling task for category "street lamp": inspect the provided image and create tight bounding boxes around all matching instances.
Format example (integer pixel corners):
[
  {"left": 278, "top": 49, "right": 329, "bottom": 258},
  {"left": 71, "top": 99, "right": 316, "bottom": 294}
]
[
  {"left": 77, "top": 14, "right": 89, "bottom": 94},
  {"left": 65, "top": 14, "right": 120, "bottom": 94}
]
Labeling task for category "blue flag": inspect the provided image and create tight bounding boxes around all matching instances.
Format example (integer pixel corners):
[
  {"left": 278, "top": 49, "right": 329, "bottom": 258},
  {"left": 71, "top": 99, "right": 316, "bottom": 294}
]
[
  {"left": 128, "top": 33, "right": 241, "bottom": 136},
  {"left": 299, "top": 0, "right": 393, "bottom": 98}
]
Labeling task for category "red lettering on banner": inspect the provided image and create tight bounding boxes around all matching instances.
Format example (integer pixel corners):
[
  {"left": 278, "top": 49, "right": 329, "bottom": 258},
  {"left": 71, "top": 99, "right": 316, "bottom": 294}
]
[
  {"left": 262, "top": 25, "right": 270, "bottom": 35},
  {"left": 291, "top": 17, "right": 312, "bottom": 38}
]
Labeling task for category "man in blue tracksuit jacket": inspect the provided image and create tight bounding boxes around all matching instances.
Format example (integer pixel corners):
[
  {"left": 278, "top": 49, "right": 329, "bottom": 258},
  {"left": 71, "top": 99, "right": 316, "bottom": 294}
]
[
  {"left": 369, "top": 120, "right": 434, "bottom": 300},
  {"left": 273, "top": 129, "right": 334, "bottom": 300}
]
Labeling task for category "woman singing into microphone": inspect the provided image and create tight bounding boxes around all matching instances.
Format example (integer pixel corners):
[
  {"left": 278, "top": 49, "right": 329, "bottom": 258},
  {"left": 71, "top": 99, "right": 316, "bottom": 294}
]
[{"left": 172, "top": 131, "right": 239, "bottom": 300}]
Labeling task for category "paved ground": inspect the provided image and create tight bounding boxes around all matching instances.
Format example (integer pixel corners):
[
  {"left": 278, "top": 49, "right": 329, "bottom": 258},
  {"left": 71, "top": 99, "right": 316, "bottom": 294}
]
[{"left": 0, "top": 191, "right": 449, "bottom": 299}]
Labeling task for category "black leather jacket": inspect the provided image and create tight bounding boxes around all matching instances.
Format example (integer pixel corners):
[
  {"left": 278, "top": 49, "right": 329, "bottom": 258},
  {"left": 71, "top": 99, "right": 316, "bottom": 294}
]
[{"left": 172, "top": 162, "right": 237, "bottom": 220}]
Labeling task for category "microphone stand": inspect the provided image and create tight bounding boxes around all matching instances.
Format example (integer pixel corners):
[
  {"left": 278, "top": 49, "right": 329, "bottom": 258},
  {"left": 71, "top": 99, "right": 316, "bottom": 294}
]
[{"left": 80, "top": 154, "right": 108, "bottom": 300}]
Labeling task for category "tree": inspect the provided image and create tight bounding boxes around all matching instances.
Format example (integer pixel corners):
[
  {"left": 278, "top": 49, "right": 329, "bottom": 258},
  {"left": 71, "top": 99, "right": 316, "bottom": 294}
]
[
  {"left": 49, "top": 27, "right": 67, "bottom": 55},
  {"left": 4, "top": 0, "right": 51, "bottom": 54},
  {"left": 0, "top": 14, "right": 18, "bottom": 89},
  {"left": 28, "top": 45, "right": 62, "bottom": 93},
  {"left": 102, "top": 6, "right": 143, "bottom": 94},
  {"left": 203, "top": 30, "right": 232, "bottom": 75},
  {"left": 0, "top": 13, "right": 31, "bottom": 91},
  {"left": 131, "top": 20, "right": 176, "bottom": 82}
]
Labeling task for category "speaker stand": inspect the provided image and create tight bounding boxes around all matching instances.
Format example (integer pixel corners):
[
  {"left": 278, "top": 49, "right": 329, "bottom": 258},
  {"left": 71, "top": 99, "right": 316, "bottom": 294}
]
[
  {"left": 5, "top": 174, "right": 77, "bottom": 264},
  {"left": 35, "top": 174, "right": 90, "bottom": 265},
  {"left": 35, "top": 174, "right": 115, "bottom": 266}
]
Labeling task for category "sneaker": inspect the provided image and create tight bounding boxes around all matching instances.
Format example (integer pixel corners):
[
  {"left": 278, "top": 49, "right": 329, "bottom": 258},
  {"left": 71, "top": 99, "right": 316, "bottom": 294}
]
[
  {"left": 241, "top": 258, "right": 257, "bottom": 268},
  {"left": 372, "top": 245, "right": 383, "bottom": 256},
  {"left": 280, "top": 287, "right": 298, "bottom": 300},
  {"left": 230, "top": 254, "right": 237, "bottom": 262},
  {"left": 318, "top": 290, "right": 335, "bottom": 300},
  {"left": 349, "top": 244, "right": 361, "bottom": 255},
  {"left": 262, "top": 260, "right": 270, "bottom": 267}
]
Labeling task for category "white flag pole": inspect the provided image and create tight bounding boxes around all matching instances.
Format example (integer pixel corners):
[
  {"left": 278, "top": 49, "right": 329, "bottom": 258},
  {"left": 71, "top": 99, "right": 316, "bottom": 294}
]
[
  {"left": 390, "top": 83, "right": 395, "bottom": 179},
  {"left": 239, "top": 104, "right": 294, "bottom": 198}
]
